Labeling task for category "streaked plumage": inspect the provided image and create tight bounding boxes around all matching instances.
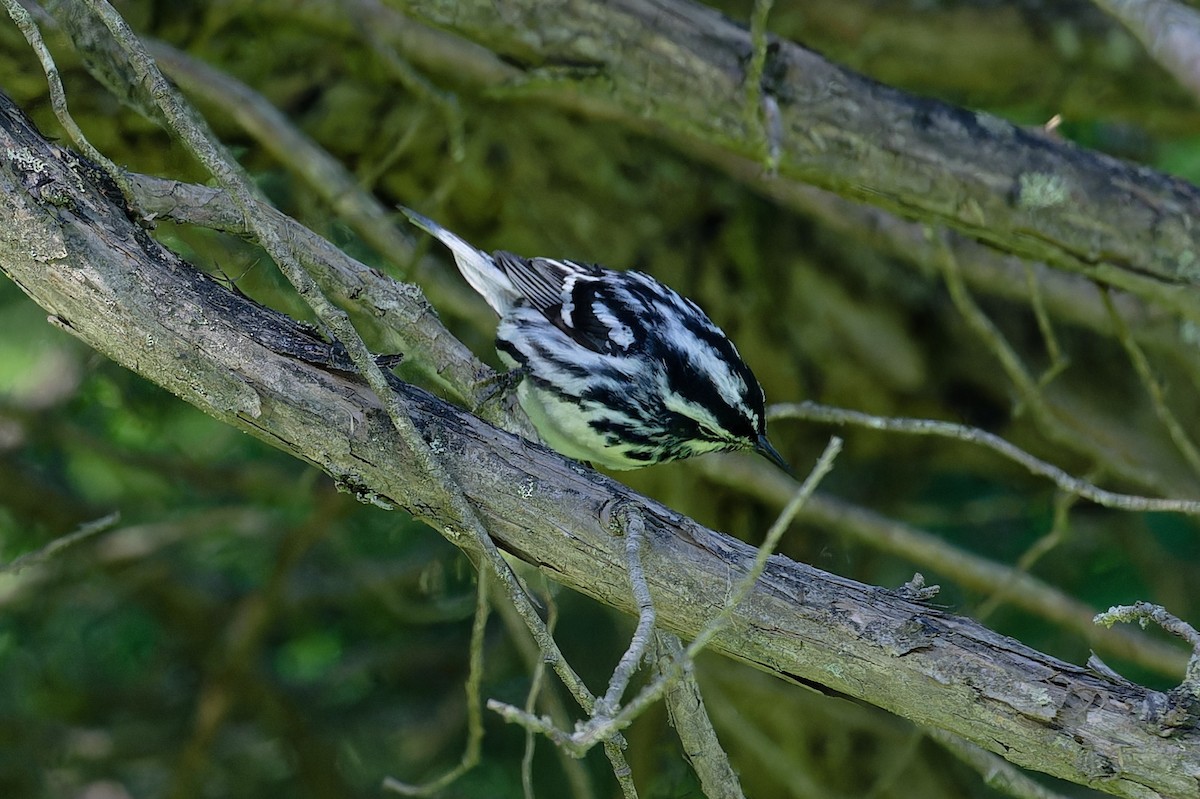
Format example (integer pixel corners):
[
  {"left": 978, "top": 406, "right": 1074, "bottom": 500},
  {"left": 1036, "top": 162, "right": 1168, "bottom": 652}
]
[{"left": 400, "top": 207, "right": 790, "bottom": 472}]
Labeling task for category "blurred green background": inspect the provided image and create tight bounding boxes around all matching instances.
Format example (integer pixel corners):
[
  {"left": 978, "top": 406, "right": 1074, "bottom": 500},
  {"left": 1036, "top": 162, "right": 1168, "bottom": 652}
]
[{"left": 2, "top": 1, "right": 1199, "bottom": 797}]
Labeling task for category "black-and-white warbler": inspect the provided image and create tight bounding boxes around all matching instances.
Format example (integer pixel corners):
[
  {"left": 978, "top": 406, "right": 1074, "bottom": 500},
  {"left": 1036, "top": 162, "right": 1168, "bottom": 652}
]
[{"left": 401, "top": 208, "right": 791, "bottom": 473}]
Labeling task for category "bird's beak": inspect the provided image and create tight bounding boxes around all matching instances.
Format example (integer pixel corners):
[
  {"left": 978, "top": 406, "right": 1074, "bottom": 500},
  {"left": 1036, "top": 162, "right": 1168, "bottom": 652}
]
[{"left": 754, "top": 434, "right": 793, "bottom": 476}]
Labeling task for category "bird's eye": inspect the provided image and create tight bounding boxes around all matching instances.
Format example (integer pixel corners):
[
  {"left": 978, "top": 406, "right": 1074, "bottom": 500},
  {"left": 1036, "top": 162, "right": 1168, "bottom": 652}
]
[{"left": 667, "top": 415, "right": 703, "bottom": 441}]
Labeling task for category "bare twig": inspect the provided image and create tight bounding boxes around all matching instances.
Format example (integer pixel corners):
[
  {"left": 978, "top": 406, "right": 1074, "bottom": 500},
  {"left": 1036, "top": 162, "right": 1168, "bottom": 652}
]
[
  {"left": 745, "top": 0, "right": 779, "bottom": 171},
  {"left": 1095, "top": 601, "right": 1200, "bottom": 697},
  {"left": 1023, "top": 261, "right": 1069, "bottom": 388},
  {"left": 596, "top": 508, "right": 657, "bottom": 717},
  {"left": 125, "top": 173, "right": 524, "bottom": 428},
  {"left": 142, "top": 38, "right": 481, "bottom": 317},
  {"left": 488, "top": 584, "right": 597, "bottom": 799},
  {"left": 770, "top": 401, "right": 1200, "bottom": 514},
  {"left": 613, "top": 436, "right": 841, "bottom": 738},
  {"left": 384, "top": 569, "right": 490, "bottom": 795},
  {"left": 519, "top": 590, "right": 555, "bottom": 799},
  {"left": 685, "top": 437, "right": 842, "bottom": 659},
  {"left": 0, "top": 512, "right": 120, "bottom": 575},
  {"left": 1, "top": 0, "right": 129, "bottom": 196},
  {"left": 350, "top": 0, "right": 466, "bottom": 164},
  {"left": 699, "top": 674, "right": 832, "bottom": 798},
  {"left": 976, "top": 488, "right": 1080, "bottom": 621},
  {"left": 927, "top": 728, "right": 1075, "bottom": 799},
  {"left": 1101, "top": 285, "right": 1200, "bottom": 480},
  {"left": 655, "top": 632, "right": 744, "bottom": 799},
  {"left": 933, "top": 229, "right": 1183, "bottom": 494}
]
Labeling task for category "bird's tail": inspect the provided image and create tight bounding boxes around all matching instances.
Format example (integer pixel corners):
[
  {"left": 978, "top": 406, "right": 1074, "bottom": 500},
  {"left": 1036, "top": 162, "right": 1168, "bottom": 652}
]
[{"left": 398, "top": 207, "right": 518, "bottom": 314}]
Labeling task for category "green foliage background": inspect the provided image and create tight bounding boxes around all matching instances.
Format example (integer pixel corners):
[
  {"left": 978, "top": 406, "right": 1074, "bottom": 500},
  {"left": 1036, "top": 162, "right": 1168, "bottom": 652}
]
[{"left": 1, "top": 1, "right": 1198, "bottom": 797}]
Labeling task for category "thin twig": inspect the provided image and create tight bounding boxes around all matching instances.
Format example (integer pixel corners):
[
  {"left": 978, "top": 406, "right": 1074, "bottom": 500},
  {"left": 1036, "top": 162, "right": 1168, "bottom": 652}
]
[
  {"left": 487, "top": 582, "right": 596, "bottom": 799},
  {"left": 656, "top": 632, "right": 745, "bottom": 799},
  {"left": 744, "top": 0, "right": 778, "bottom": 171},
  {"left": 935, "top": 232, "right": 1046, "bottom": 412},
  {"left": 699, "top": 673, "right": 831, "bottom": 797},
  {"left": 0, "top": 512, "right": 120, "bottom": 575},
  {"left": 1, "top": 0, "right": 131, "bottom": 197},
  {"left": 1095, "top": 601, "right": 1200, "bottom": 697},
  {"left": 124, "top": 173, "right": 521, "bottom": 426},
  {"left": 520, "top": 591, "right": 555, "bottom": 799},
  {"left": 596, "top": 509, "right": 656, "bottom": 717},
  {"left": 383, "top": 570, "right": 490, "bottom": 795},
  {"left": 1023, "top": 261, "right": 1069, "bottom": 388},
  {"left": 592, "top": 436, "right": 843, "bottom": 745},
  {"left": 976, "top": 488, "right": 1080, "bottom": 622},
  {"left": 608, "top": 740, "right": 638, "bottom": 799},
  {"left": 142, "top": 39, "right": 480, "bottom": 317},
  {"left": 1101, "top": 285, "right": 1200, "bottom": 480},
  {"left": 1095, "top": 602, "right": 1200, "bottom": 650},
  {"left": 927, "top": 728, "right": 1075, "bottom": 799},
  {"left": 685, "top": 437, "right": 842, "bottom": 659},
  {"left": 933, "top": 228, "right": 1175, "bottom": 494},
  {"left": 770, "top": 401, "right": 1200, "bottom": 514}
]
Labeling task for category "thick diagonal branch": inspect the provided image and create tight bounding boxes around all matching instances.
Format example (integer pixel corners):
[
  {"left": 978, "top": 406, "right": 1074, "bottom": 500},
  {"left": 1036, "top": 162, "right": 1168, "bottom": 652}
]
[{"left": 393, "top": 0, "right": 1200, "bottom": 308}]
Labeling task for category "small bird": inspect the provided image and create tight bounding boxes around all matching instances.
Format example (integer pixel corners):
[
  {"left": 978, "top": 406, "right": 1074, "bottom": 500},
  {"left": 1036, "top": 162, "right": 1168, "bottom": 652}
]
[{"left": 400, "top": 208, "right": 790, "bottom": 473}]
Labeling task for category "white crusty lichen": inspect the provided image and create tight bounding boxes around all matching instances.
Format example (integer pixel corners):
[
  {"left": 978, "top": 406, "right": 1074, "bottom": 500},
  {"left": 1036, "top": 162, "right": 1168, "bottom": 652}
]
[{"left": 1016, "top": 172, "right": 1070, "bottom": 210}]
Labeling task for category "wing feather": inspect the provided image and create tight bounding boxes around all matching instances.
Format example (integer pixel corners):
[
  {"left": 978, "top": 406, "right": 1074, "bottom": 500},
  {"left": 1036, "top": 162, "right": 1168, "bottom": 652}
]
[
  {"left": 492, "top": 252, "right": 643, "bottom": 355},
  {"left": 493, "top": 252, "right": 598, "bottom": 314}
]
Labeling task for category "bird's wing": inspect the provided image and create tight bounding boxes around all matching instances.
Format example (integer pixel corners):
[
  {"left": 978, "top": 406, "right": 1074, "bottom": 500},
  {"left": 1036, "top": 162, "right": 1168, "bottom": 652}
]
[
  {"left": 494, "top": 252, "right": 639, "bottom": 355},
  {"left": 493, "top": 253, "right": 586, "bottom": 313}
]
